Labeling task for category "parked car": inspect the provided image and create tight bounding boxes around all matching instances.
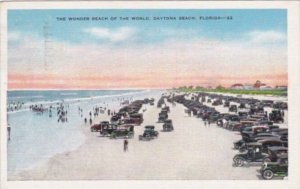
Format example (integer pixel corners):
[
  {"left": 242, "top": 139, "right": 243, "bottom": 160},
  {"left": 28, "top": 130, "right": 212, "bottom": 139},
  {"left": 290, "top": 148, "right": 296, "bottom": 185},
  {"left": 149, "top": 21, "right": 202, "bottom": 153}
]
[
  {"left": 162, "top": 106, "right": 170, "bottom": 113},
  {"left": 110, "top": 124, "right": 134, "bottom": 139},
  {"left": 229, "top": 105, "right": 237, "bottom": 112},
  {"left": 139, "top": 125, "right": 159, "bottom": 141},
  {"left": 263, "top": 146, "right": 288, "bottom": 163},
  {"left": 119, "top": 118, "right": 140, "bottom": 125},
  {"left": 99, "top": 124, "right": 118, "bottom": 136},
  {"left": 233, "top": 143, "right": 268, "bottom": 167},
  {"left": 162, "top": 119, "right": 174, "bottom": 131},
  {"left": 224, "top": 101, "right": 230, "bottom": 107},
  {"left": 129, "top": 113, "right": 144, "bottom": 125},
  {"left": 158, "top": 112, "right": 168, "bottom": 122},
  {"left": 269, "top": 110, "right": 284, "bottom": 123},
  {"left": 90, "top": 121, "right": 109, "bottom": 132},
  {"left": 258, "top": 139, "right": 284, "bottom": 153},
  {"left": 239, "top": 103, "right": 246, "bottom": 109},
  {"left": 260, "top": 154, "right": 288, "bottom": 180}
]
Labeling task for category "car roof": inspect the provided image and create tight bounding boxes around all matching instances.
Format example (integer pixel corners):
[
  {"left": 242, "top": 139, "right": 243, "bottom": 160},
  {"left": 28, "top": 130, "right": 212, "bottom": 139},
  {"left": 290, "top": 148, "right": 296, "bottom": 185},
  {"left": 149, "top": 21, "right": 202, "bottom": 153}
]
[
  {"left": 277, "top": 153, "right": 288, "bottom": 159},
  {"left": 245, "top": 142, "right": 262, "bottom": 146},
  {"left": 256, "top": 132, "right": 273, "bottom": 136},
  {"left": 258, "top": 138, "right": 282, "bottom": 143},
  {"left": 267, "top": 146, "right": 288, "bottom": 151}
]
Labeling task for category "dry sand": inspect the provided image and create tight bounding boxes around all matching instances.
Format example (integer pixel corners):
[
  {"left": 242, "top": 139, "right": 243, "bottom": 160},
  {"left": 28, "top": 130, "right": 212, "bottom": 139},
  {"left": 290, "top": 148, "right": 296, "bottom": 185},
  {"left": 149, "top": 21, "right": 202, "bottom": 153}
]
[{"left": 9, "top": 96, "right": 269, "bottom": 180}]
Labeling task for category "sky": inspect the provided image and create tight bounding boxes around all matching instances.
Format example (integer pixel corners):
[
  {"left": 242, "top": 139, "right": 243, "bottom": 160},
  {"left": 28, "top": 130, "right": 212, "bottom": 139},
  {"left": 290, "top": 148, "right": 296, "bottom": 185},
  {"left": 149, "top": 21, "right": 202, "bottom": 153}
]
[{"left": 8, "top": 9, "right": 287, "bottom": 90}]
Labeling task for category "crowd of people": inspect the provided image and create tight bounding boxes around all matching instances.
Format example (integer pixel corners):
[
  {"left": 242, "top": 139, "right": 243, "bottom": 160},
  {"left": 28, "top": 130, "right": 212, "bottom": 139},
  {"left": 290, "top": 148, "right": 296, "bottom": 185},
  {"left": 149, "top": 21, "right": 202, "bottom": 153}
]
[{"left": 7, "top": 101, "right": 24, "bottom": 112}]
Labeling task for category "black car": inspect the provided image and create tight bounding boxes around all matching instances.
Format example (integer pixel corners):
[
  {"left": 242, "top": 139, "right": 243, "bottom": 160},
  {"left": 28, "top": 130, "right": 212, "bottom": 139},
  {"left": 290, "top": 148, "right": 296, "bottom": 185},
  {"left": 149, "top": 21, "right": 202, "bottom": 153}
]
[
  {"left": 263, "top": 146, "right": 288, "bottom": 163},
  {"left": 260, "top": 154, "right": 288, "bottom": 180},
  {"left": 224, "top": 101, "right": 230, "bottom": 107},
  {"left": 162, "top": 119, "right": 174, "bottom": 131},
  {"left": 269, "top": 110, "right": 284, "bottom": 123},
  {"left": 229, "top": 105, "right": 237, "bottom": 112},
  {"left": 158, "top": 112, "right": 168, "bottom": 122},
  {"left": 139, "top": 125, "right": 159, "bottom": 141},
  {"left": 110, "top": 125, "right": 134, "bottom": 139},
  {"left": 233, "top": 143, "right": 268, "bottom": 167}
]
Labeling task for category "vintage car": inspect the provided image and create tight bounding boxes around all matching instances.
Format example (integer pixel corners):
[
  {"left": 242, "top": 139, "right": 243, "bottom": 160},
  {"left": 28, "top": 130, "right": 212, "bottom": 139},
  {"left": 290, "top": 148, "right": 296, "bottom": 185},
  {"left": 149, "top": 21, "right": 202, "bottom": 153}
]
[
  {"left": 227, "top": 121, "right": 242, "bottom": 131},
  {"left": 263, "top": 146, "right": 288, "bottom": 163},
  {"left": 239, "top": 103, "right": 246, "bottom": 109},
  {"left": 158, "top": 112, "right": 168, "bottom": 122},
  {"left": 162, "top": 119, "right": 174, "bottom": 131},
  {"left": 212, "top": 99, "right": 222, "bottom": 106},
  {"left": 238, "top": 142, "right": 264, "bottom": 153},
  {"left": 229, "top": 105, "right": 237, "bottom": 112},
  {"left": 260, "top": 154, "right": 288, "bottom": 180},
  {"left": 208, "top": 112, "right": 221, "bottom": 123},
  {"left": 258, "top": 139, "right": 284, "bottom": 153},
  {"left": 239, "top": 121, "right": 256, "bottom": 133},
  {"left": 99, "top": 124, "right": 118, "bottom": 136},
  {"left": 129, "top": 113, "right": 144, "bottom": 125},
  {"left": 139, "top": 125, "right": 159, "bottom": 141},
  {"left": 110, "top": 114, "right": 122, "bottom": 123},
  {"left": 273, "top": 101, "right": 288, "bottom": 110},
  {"left": 90, "top": 121, "right": 110, "bottom": 132},
  {"left": 238, "top": 111, "right": 249, "bottom": 120},
  {"left": 118, "top": 118, "right": 140, "bottom": 125},
  {"left": 233, "top": 143, "right": 268, "bottom": 167},
  {"left": 224, "top": 101, "right": 230, "bottom": 107},
  {"left": 110, "top": 124, "right": 134, "bottom": 139},
  {"left": 269, "top": 110, "right": 284, "bottom": 123},
  {"left": 162, "top": 106, "right": 170, "bottom": 113}
]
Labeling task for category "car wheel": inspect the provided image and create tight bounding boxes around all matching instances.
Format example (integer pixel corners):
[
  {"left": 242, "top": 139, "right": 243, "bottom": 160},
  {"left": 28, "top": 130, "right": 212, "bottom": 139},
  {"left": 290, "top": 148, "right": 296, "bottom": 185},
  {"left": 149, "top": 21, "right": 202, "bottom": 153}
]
[
  {"left": 235, "top": 157, "right": 245, "bottom": 167},
  {"left": 263, "top": 170, "right": 274, "bottom": 180}
]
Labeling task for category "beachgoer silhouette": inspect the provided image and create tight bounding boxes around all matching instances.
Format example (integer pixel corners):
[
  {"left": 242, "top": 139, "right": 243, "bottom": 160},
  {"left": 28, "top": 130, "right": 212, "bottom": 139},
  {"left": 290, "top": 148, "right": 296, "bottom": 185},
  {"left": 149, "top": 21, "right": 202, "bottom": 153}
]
[
  {"left": 7, "top": 125, "right": 11, "bottom": 141},
  {"left": 84, "top": 118, "right": 87, "bottom": 124},
  {"left": 124, "top": 139, "right": 128, "bottom": 152},
  {"left": 89, "top": 118, "right": 92, "bottom": 125}
]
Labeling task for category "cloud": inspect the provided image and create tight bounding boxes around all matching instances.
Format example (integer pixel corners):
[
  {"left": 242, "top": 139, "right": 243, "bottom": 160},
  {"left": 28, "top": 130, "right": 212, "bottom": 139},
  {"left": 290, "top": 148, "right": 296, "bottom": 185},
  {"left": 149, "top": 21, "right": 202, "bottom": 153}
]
[
  {"left": 8, "top": 30, "right": 287, "bottom": 89},
  {"left": 83, "top": 27, "right": 137, "bottom": 42},
  {"left": 247, "top": 30, "right": 286, "bottom": 44}
]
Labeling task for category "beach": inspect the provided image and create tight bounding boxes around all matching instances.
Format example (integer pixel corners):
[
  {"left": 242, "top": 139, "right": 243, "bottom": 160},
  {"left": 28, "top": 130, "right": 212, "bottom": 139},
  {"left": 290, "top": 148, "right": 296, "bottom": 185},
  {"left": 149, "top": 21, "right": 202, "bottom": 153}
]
[{"left": 8, "top": 91, "right": 288, "bottom": 180}]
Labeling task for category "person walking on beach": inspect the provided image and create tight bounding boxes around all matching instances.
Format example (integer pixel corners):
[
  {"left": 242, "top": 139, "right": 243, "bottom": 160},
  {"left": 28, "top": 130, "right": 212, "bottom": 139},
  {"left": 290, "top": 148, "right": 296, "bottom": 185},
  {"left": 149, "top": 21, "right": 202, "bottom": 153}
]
[
  {"left": 84, "top": 118, "right": 87, "bottom": 125},
  {"left": 124, "top": 139, "right": 128, "bottom": 152},
  {"left": 89, "top": 118, "right": 93, "bottom": 125},
  {"left": 208, "top": 120, "right": 210, "bottom": 127},
  {"left": 7, "top": 124, "right": 11, "bottom": 141}
]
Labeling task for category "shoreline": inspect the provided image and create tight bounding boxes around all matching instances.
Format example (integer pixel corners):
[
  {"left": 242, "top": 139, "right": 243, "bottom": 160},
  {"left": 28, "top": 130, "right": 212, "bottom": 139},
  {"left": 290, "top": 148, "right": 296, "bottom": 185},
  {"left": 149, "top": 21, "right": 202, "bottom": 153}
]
[{"left": 8, "top": 90, "right": 163, "bottom": 180}]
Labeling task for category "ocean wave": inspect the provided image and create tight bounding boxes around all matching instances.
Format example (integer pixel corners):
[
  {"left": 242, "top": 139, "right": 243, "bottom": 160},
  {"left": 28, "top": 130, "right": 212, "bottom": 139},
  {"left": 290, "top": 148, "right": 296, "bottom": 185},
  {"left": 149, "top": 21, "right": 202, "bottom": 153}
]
[
  {"left": 9, "top": 95, "right": 44, "bottom": 100},
  {"left": 60, "top": 92, "right": 78, "bottom": 96},
  {"left": 7, "top": 90, "right": 151, "bottom": 114}
]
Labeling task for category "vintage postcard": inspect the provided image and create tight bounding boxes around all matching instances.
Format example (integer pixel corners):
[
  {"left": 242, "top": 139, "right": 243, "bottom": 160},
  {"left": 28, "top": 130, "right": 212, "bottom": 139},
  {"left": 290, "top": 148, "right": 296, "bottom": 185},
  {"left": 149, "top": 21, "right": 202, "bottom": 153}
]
[{"left": 0, "top": 1, "right": 299, "bottom": 189}]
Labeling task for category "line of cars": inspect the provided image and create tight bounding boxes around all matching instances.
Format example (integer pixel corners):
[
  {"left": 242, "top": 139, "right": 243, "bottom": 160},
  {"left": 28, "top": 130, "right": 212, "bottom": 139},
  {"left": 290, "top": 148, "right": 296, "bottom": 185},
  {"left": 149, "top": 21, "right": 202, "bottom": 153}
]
[
  {"left": 168, "top": 92, "right": 288, "bottom": 180},
  {"left": 139, "top": 98, "right": 174, "bottom": 141},
  {"left": 90, "top": 99, "right": 151, "bottom": 139}
]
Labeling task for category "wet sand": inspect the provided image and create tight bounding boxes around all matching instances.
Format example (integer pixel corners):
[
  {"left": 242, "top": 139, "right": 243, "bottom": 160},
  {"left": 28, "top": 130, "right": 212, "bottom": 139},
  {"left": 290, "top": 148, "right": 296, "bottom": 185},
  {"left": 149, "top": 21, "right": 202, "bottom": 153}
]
[{"left": 9, "top": 96, "right": 268, "bottom": 180}]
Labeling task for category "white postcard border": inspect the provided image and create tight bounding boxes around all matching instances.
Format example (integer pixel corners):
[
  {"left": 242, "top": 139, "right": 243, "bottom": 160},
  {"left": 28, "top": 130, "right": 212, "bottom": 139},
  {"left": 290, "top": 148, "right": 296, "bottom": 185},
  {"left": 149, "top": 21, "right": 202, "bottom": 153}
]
[{"left": 1, "top": 1, "right": 299, "bottom": 189}]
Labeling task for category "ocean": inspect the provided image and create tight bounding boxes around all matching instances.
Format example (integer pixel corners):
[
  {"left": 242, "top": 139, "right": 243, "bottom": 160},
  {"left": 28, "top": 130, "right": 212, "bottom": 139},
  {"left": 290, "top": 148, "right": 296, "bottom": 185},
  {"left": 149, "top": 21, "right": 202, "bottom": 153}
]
[{"left": 7, "top": 89, "right": 162, "bottom": 175}]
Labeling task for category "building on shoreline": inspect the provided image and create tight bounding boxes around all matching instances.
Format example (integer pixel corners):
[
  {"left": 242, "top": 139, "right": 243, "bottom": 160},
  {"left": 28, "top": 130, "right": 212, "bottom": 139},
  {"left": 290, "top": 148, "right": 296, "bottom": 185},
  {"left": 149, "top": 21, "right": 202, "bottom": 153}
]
[{"left": 230, "top": 80, "right": 274, "bottom": 90}]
